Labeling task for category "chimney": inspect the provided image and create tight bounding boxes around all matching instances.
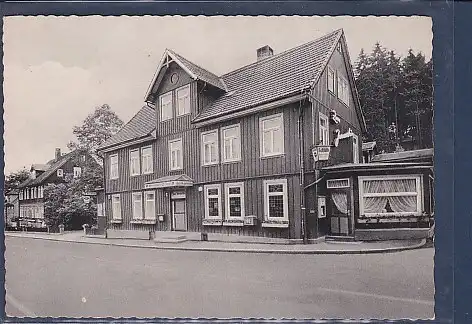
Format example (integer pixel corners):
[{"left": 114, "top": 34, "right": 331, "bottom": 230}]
[
  {"left": 55, "top": 148, "right": 61, "bottom": 160},
  {"left": 257, "top": 45, "right": 274, "bottom": 61}
]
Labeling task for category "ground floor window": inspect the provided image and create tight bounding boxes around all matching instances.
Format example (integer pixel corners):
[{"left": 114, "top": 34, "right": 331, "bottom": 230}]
[
  {"left": 132, "top": 192, "right": 143, "bottom": 219},
  {"left": 112, "top": 194, "right": 122, "bottom": 220},
  {"left": 144, "top": 191, "right": 156, "bottom": 220},
  {"left": 224, "top": 182, "right": 245, "bottom": 220},
  {"left": 204, "top": 184, "right": 222, "bottom": 219},
  {"left": 358, "top": 175, "right": 423, "bottom": 217},
  {"left": 263, "top": 179, "right": 288, "bottom": 222}
]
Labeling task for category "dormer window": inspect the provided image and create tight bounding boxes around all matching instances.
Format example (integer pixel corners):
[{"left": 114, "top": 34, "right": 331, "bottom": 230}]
[
  {"left": 160, "top": 92, "right": 173, "bottom": 121},
  {"left": 73, "top": 167, "right": 82, "bottom": 178},
  {"left": 57, "top": 169, "right": 64, "bottom": 177}
]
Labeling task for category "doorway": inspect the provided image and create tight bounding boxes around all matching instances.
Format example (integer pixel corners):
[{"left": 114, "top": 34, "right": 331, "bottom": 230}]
[
  {"left": 329, "top": 190, "right": 353, "bottom": 236},
  {"left": 171, "top": 192, "right": 187, "bottom": 231}
]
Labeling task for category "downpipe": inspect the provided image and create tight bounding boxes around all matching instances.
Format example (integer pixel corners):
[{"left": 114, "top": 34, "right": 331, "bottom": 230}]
[{"left": 297, "top": 100, "right": 307, "bottom": 244}]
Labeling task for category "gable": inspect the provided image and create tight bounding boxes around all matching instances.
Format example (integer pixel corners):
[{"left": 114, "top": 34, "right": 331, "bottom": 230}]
[{"left": 155, "top": 62, "right": 194, "bottom": 98}]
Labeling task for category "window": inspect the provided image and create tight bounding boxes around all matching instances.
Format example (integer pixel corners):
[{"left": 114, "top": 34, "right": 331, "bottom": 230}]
[
  {"left": 204, "top": 184, "right": 222, "bottom": 219},
  {"left": 73, "top": 167, "right": 82, "bottom": 178},
  {"left": 319, "top": 113, "right": 329, "bottom": 146},
  {"left": 144, "top": 191, "right": 156, "bottom": 220},
  {"left": 169, "top": 139, "right": 183, "bottom": 170},
  {"left": 141, "top": 146, "right": 153, "bottom": 174},
  {"left": 112, "top": 194, "right": 122, "bottom": 220},
  {"left": 358, "top": 175, "right": 423, "bottom": 217},
  {"left": 176, "top": 85, "right": 190, "bottom": 116},
  {"left": 57, "top": 169, "right": 64, "bottom": 177},
  {"left": 132, "top": 192, "right": 143, "bottom": 220},
  {"left": 337, "top": 75, "right": 350, "bottom": 106},
  {"left": 263, "top": 179, "right": 288, "bottom": 221},
  {"left": 260, "top": 114, "right": 284, "bottom": 157},
  {"left": 160, "top": 92, "right": 173, "bottom": 121},
  {"left": 129, "top": 149, "right": 140, "bottom": 176},
  {"left": 224, "top": 182, "right": 245, "bottom": 220},
  {"left": 110, "top": 154, "right": 119, "bottom": 179},
  {"left": 201, "top": 130, "right": 219, "bottom": 165},
  {"left": 336, "top": 42, "right": 342, "bottom": 53},
  {"left": 327, "top": 178, "right": 350, "bottom": 188},
  {"left": 352, "top": 134, "right": 359, "bottom": 164},
  {"left": 221, "top": 124, "right": 241, "bottom": 162},
  {"left": 327, "top": 67, "right": 335, "bottom": 93}
]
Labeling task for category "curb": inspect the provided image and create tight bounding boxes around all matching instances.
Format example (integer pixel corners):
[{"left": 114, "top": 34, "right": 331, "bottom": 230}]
[{"left": 5, "top": 234, "right": 427, "bottom": 255}]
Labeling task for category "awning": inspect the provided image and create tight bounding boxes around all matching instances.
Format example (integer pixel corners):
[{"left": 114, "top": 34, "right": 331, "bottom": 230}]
[{"left": 144, "top": 174, "right": 194, "bottom": 189}]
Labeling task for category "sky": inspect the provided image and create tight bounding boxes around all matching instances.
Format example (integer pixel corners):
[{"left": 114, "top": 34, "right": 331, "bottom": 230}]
[{"left": 3, "top": 15, "right": 432, "bottom": 174}]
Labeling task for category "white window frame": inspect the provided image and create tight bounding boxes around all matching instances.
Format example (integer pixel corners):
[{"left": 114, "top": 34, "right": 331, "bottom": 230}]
[
  {"left": 169, "top": 138, "right": 183, "bottom": 171},
  {"left": 224, "top": 182, "right": 245, "bottom": 220},
  {"left": 176, "top": 84, "right": 191, "bottom": 116},
  {"left": 221, "top": 124, "right": 241, "bottom": 163},
  {"left": 132, "top": 192, "right": 143, "bottom": 220},
  {"left": 319, "top": 112, "right": 330, "bottom": 146},
  {"left": 141, "top": 146, "right": 153, "bottom": 174},
  {"left": 111, "top": 194, "right": 122, "bottom": 220},
  {"left": 110, "top": 154, "right": 119, "bottom": 180},
  {"left": 57, "top": 169, "right": 64, "bottom": 178},
  {"left": 73, "top": 167, "right": 82, "bottom": 178},
  {"left": 201, "top": 130, "right": 219, "bottom": 166},
  {"left": 260, "top": 113, "right": 285, "bottom": 158},
  {"left": 352, "top": 134, "right": 359, "bottom": 164},
  {"left": 144, "top": 191, "right": 156, "bottom": 220},
  {"left": 204, "top": 184, "right": 222, "bottom": 220},
  {"left": 160, "top": 91, "right": 173, "bottom": 121},
  {"left": 337, "top": 75, "right": 350, "bottom": 106},
  {"left": 263, "top": 179, "right": 289, "bottom": 222},
  {"left": 327, "top": 67, "right": 335, "bottom": 93},
  {"left": 327, "top": 178, "right": 350, "bottom": 189},
  {"left": 358, "top": 175, "right": 423, "bottom": 217},
  {"left": 129, "top": 149, "right": 141, "bottom": 176}
]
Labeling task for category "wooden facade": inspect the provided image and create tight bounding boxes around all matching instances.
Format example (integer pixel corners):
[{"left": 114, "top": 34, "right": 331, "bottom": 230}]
[{"left": 101, "top": 30, "right": 368, "bottom": 241}]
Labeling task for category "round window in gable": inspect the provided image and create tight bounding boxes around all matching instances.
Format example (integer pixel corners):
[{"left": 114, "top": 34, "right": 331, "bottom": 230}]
[{"left": 170, "top": 73, "right": 179, "bottom": 84}]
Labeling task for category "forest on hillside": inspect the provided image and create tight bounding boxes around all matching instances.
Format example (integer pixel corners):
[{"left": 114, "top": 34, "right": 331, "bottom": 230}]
[{"left": 354, "top": 43, "right": 433, "bottom": 153}]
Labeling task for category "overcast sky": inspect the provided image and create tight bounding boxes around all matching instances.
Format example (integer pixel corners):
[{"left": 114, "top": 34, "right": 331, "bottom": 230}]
[{"left": 3, "top": 15, "right": 432, "bottom": 174}]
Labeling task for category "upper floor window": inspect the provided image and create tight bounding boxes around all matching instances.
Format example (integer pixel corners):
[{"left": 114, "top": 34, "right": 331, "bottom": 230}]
[
  {"left": 319, "top": 113, "right": 330, "bottom": 146},
  {"left": 129, "top": 149, "right": 140, "bottom": 176},
  {"left": 141, "top": 146, "right": 153, "bottom": 174},
  {"left": 327, "top": 67, "right": 335, "bottom": 93},
  {"left": 352, "top": 134, "right": 359, "bottom": 164},
  {"left": 337, "top": 75, "right": 350, "bottom": 106},
  {"left": 202, "top": 130, "right": 219, "bottom": 166},
  {"left": 176, "top": 85, "right": 190, "bottom": 116},
  {"left": 169, "top": 138, "right": 183, "bottom": 170},
  {"left": 110, "top": 154, "right": 119, "bottom": 179},
  {"left": 160, "top": 92, "right": 173, "bottom": 121},
  {"left": 260, "top": 113, "right": 284, "bottom": 157},
  {"left": 221, "top": 124, "right": 241, "bottom": 162},
  {"left": 73, "top": 167, "right": 82, "bottom": 178},
  {"left": 57, "top": 169, "right": 64, "bottom": 178}
]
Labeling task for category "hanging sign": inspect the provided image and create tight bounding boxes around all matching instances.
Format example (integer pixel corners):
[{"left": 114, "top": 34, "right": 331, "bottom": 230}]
[
  {"left": 312, "top": 147, "right": 319, "bottom": 162},
  {"left": 317, "top": 146, "right": 331, "bottom": 161}
]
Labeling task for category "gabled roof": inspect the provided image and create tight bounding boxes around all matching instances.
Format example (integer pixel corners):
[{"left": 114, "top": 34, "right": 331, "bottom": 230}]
[
  {"left": 97, "top": 106, "right": 156, "bottom": 151},
  {"left": 371, "top": 148, "right": 434, "bottom": 163},
  {"left": 18, "top": 152, "right": 74, "bottom": 188},
  {"left": 31, "top": 164, "right": 49, "bottom": 172},
  {"left": 145, "top": 49, "right": 226, "bottom": 102},
  {"left": 192, "top": 29, "right": 344, "bottom": 123}
]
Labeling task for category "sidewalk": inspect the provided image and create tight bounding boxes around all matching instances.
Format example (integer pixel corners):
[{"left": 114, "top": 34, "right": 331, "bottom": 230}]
[{"left": 5, "top": 231, "right": 427, "bottom": 255}]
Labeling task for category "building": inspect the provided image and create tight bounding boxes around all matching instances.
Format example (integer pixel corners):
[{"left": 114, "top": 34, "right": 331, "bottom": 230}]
[
  {"left": 5, "top": 189, "right": 20, "bottom": 228},
  {"left": 17, "top": 148, "right": 97, "bottom": 229},
  {"left": 97, "top": 28, "right": 368, "bottom": 242}
]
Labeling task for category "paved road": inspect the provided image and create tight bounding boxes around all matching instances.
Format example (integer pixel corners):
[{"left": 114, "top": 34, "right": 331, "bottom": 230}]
[{"left": 5, "top": 237, "right": 434, "bottom": 319}]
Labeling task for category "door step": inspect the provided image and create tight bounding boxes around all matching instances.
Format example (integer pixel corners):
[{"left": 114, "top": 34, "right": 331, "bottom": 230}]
[
  {"left": 153, "top": 232, "right": 190, "bottom": 244},
  {"left": 325, "top": 235, "right": 356, "bottom": 242}
]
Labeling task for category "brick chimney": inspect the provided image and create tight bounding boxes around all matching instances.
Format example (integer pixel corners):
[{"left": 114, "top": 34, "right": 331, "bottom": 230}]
[
  {"left": 257, "top": 45, "right": 274, "bottom": 61},
  {"left": 55, "top": 148, "right": 61, "bottom": 160}
]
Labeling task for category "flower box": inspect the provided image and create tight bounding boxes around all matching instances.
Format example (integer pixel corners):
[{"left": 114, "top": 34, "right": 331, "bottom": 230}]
[
  {"left": 202, "top": 219, "right": 223, "bottom": 226},
  {"left": 223, "top": 220, "right": 244, "bottom": 227},
  {"left": 261, "top": 221, "right": 289, "bottom": 228},
  {"left": 130, "top": 219, "right": 157, "bottom": 225}
]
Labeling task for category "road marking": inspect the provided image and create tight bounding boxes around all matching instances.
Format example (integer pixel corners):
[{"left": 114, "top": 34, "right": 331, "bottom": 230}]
[
  {"left": 318, "top": 288, "right": 434, "bottom": 306},
  {"left": 6, "top": 293, "right": 37, "bottom": 317}
]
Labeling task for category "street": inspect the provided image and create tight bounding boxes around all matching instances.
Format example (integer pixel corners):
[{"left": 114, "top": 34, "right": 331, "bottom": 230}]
[{"left": 5, "top": 237, "right": 434, "bottom": 319}]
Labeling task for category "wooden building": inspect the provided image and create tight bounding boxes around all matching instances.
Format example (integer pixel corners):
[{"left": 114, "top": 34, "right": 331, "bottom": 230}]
[
  {"left": 17, "top": 148, "right": 98, "bottom": 229},
  {"left": 5, "top": 189, "right": 19, "bottom": 228},
  {"left": 97, "top": 29, "right": 368, "bottom": 242}
]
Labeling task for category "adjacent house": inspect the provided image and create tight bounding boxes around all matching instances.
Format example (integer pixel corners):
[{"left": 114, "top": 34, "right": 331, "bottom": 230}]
[
  {"left": 17, "top": 148, "right": 97, "bottom": 229},
  {"left": 98, "top": 28, "right": 368, "bottom": 242},
  {"left": 5, "top": 189, "right": 20, "bottom": 228}
]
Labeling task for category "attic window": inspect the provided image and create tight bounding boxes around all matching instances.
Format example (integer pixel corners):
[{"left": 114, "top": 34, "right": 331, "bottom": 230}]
[
  {"left": 57, "top": 169, "right": 64, "bottom": 177},
  {"left": 336, "top": 43, "right": 342, "bottom": 53}
]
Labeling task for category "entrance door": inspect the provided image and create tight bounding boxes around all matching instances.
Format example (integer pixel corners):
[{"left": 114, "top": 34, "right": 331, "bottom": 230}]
[
  {"left": 172, "top": 199, "right": 187, "bottom": 231},
  {"left": 329, "top": 190, "right": 352, "bottom": 236}
]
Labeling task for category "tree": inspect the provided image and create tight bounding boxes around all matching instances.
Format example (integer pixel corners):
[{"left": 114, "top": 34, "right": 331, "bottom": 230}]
[
  {"left": 5, "top": 169, "right": 30, "bottom": 193},
  {"left": 68, "top": 104, "right": 123, "bottom": 158}
]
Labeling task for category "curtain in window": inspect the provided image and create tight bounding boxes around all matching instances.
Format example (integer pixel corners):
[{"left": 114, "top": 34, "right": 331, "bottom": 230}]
[
  {"left": 363, "top": 179, "right": 418, "bottom": 214},
  {"left": 389, "top": 179, "right": 417, "bottom": 212},
  {"left": 332, "top": 192, "right": 348, "bottom": 214},
  {"left": 363, "top": 180, "right": 387, "bottom": 213}
]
